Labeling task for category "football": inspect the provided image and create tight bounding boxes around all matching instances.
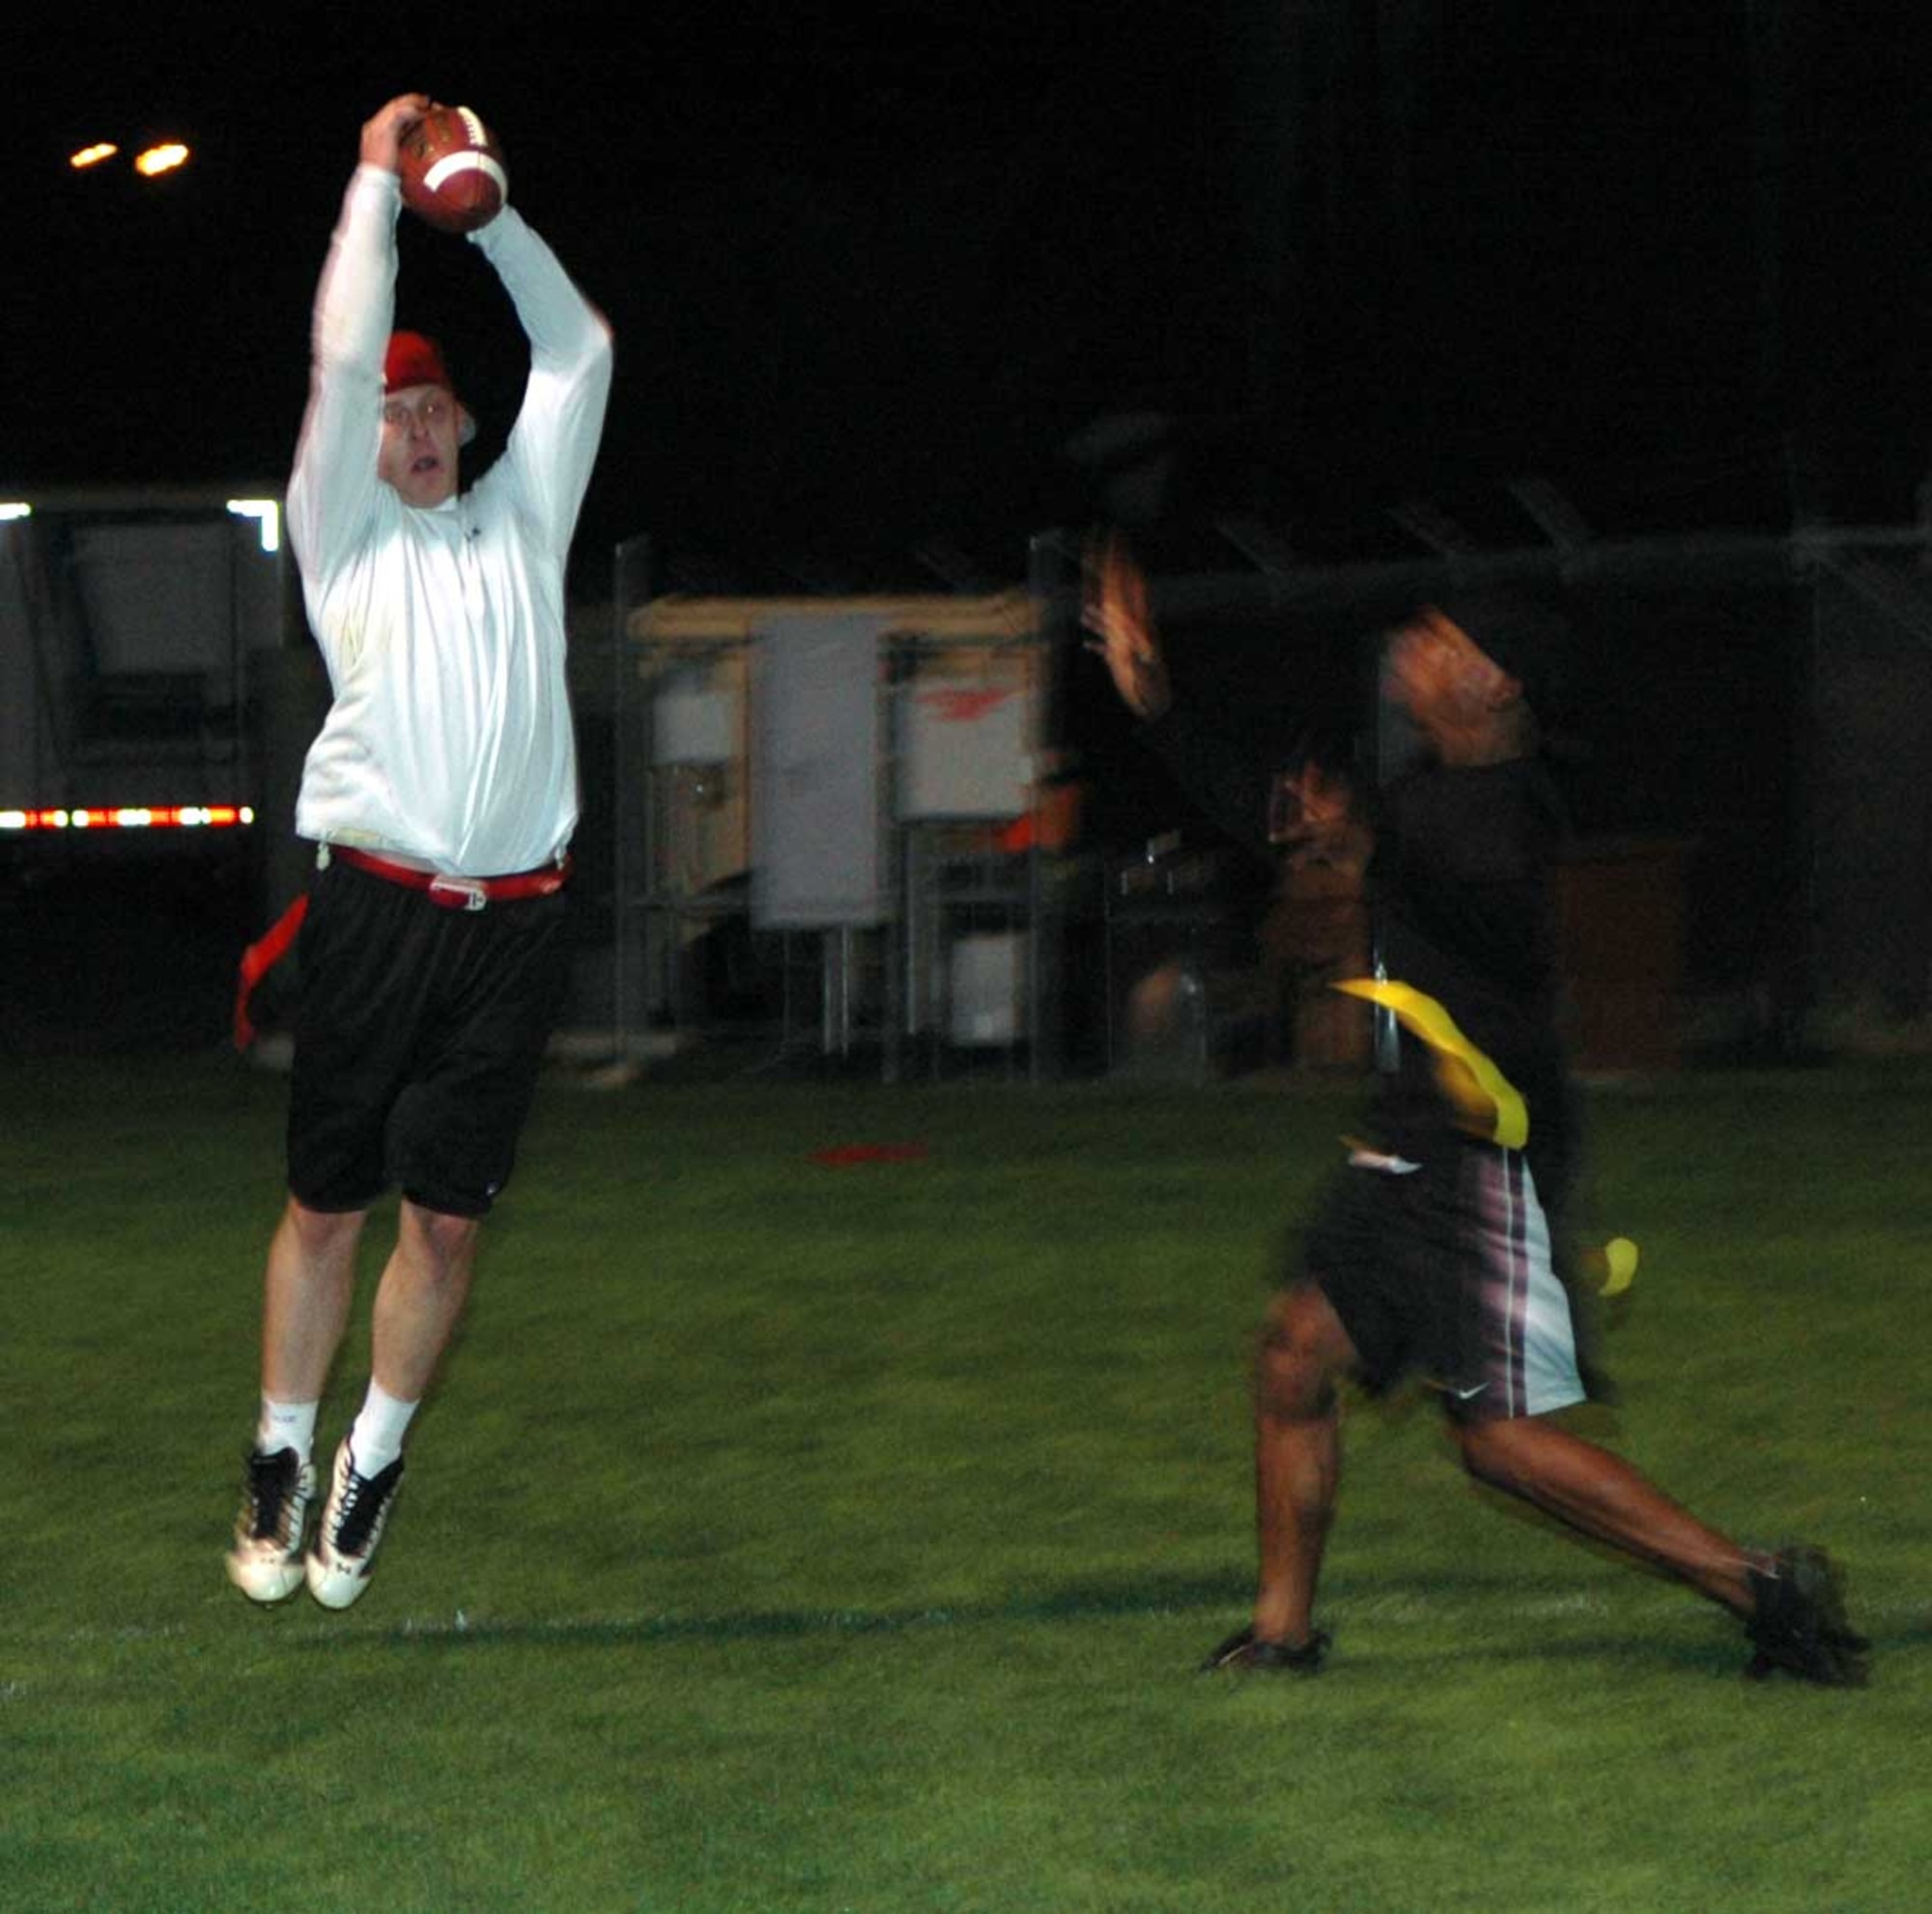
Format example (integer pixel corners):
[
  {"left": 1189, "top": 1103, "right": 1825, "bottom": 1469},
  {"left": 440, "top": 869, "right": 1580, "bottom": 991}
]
[{"left": 398, "top": 104, "right": 507, "bottom": 234}]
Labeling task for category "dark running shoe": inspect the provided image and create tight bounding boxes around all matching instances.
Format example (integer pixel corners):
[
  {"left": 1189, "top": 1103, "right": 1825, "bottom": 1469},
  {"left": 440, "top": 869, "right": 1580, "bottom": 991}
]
[
  {"left": 305, "top": 1439, "right": 405, "bottom": 1611},
  {"left": 1200, "top": 1625, "right": 1331, "bottom": 1674},
  {"left": 225, "top": 1445, "right": 316, "bottom": 1604},
  {"left": 1745, "top": 1545, "right": 1870, "bottom": 1687}
]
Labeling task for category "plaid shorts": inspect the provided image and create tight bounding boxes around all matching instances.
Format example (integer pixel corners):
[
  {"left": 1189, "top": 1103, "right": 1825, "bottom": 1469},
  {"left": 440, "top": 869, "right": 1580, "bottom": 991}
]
[{"left": 1294, "top": 1138, "right": 1585, "bottom": 1421}]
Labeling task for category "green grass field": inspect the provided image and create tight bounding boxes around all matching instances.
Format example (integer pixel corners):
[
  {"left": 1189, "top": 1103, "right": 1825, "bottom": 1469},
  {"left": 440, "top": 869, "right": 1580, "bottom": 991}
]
[{"left": 2, "top": 1054, "right": 1924, "bottom": 1912}]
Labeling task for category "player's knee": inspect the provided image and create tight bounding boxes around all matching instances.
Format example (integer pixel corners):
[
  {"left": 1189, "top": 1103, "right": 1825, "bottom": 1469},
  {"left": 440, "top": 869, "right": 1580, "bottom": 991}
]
[
  {"left": 1454, "top": 1415, "right": 1532, "bottom": 1493},
  {"left": 399, "top": 1201, "right": 481, "bottom": 1281},
  {"left": 1254, "top": 1289, "right": 1345, "bottom": 1421},
  {"left": 285, "top": 1195, "right": 364, "bottom": 1258}
]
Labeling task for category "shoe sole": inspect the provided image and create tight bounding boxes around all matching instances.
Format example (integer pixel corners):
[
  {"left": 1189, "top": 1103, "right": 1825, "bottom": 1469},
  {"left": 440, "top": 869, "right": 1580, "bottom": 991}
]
[
  {"left": 225, "top": 1552, "right": 306, "bottom": 1604},
  {"left": 305, "top": 1554, "right": 377, "bottom": 1608},
  {"left": 305, "top": 1558, "right": 373, "bottom": 1610}
]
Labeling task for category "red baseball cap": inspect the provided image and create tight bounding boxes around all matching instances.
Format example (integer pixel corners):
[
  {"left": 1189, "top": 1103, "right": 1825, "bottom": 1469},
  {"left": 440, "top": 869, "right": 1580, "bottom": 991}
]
[
  {"left": 384, "top": 330, "right": 476, "bottom": 443},
  {"left": 385, "top": 329, "right": 455, "bottom": 392}
]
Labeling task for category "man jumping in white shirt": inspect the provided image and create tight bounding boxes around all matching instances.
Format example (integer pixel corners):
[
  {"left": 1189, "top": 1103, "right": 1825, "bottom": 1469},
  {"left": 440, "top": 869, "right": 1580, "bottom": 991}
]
[{"left": 225, "top": 93, "right": 613, "bottom": 1611}]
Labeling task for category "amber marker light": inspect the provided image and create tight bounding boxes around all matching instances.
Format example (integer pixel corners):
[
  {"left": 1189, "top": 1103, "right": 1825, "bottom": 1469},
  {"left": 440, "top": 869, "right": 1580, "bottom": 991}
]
[{"left": 0, "top": 806, "right": 254, "bottom": 832}]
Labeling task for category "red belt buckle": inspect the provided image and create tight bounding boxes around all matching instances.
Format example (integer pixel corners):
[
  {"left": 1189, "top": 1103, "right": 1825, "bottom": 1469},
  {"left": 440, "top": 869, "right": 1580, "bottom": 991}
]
[{"left": 428, "top": 874, "right": 489, "bottom": 912}]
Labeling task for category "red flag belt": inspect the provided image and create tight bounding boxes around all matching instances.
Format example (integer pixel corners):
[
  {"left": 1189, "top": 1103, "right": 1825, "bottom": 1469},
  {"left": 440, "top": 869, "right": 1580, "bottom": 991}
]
[
  {"left": 233, "top": 849, "right": 570, "bottom": 1049},
  {"left": 330, "top": 845, "right": 572, "bottom": 909},
  {"left": 234, "top": 895, "right": 309, "bottom": 1051}
]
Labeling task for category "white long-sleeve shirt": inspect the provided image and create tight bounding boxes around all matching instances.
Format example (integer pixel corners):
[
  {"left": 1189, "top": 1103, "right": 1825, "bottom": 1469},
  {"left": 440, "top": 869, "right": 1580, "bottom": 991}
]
[{"left": 288, "top": 164, "right": 613, "bottom": 875}]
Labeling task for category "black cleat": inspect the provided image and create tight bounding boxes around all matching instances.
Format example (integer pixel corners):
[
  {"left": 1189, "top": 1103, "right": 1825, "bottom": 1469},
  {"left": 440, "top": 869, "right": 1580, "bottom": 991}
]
[
  {"left": 1744, "top": 1545, "right": 1869, "bottom": 1687},
  {"left": 1200, "top": 1625, "right": 1331, "bottom": 1674}
]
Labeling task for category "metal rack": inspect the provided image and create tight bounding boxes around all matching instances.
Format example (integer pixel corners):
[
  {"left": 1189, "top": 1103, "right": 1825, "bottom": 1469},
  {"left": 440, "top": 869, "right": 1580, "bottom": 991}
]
[{"left": 617, "top": 586, "right": 1050, "bottom": 1077}]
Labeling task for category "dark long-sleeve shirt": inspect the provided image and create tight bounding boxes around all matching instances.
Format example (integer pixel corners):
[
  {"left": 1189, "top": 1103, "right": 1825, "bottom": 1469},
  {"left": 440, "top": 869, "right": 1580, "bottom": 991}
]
[{"left": 1145, "top": 699, "right": 1578, "bottom": 1203}]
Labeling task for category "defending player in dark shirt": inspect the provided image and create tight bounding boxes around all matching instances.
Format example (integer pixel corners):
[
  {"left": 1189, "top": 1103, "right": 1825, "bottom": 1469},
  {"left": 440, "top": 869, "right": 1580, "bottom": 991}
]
[{"left": 1087, "top": 531, "right": 1865, "bottom": 1686}]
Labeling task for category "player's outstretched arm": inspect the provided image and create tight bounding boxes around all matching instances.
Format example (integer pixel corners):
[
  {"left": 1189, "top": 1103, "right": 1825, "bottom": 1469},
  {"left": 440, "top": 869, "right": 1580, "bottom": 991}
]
[
  {"left": 289, "top": 96, "right": 430, "bottom": 601},
  {"left": 470, "top": 204, "right": 614, "bottom": 553},
  {"left": 1083, "top": 529, "right": 1367, "bottom": 865},
  {"left": 1083, "top": 529, "right": 1173, "bottom": 721}
]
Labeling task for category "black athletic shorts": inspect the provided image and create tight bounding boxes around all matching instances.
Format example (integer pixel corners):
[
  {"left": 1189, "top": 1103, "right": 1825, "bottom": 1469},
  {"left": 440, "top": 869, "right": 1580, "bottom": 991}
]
[
  {"left": 1292, "top": 1139, "right": 1584, "bottom": 1421},
  {"left": 286, "top": 854, "right": 571, "bottom": 1218}
]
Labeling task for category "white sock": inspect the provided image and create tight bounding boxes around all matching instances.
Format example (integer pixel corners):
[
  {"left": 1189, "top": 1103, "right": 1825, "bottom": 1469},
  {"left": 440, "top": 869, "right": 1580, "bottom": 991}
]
[
  {"left": 258, "top": 1397, "right": 318, "bottom": 1465},
  {"left": 349, "top": 1382, "right": 419, "bottom": 1477}
]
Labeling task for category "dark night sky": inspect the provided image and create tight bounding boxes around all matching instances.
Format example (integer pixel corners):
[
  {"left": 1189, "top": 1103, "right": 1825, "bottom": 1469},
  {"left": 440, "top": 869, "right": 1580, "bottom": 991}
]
[{"left": 8, "top": 5, "right": 1932, "bottom": 589}]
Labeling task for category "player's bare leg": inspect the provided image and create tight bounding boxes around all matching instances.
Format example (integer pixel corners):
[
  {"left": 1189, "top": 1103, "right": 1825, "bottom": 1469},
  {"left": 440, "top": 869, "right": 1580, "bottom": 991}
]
[
  {"left": 1205, "top": 1283, "right": 1359, "bottom": 1670},
  {"left": 261, "top": 1197, "right": 366, "bottom": 1401},
  {"left": 1455, "top": 1414, "right": 1759, "bottom": 1611},
  {"left": 368, "top": 1199, "right": 481, "bottom": 1402},
  {"left": 1253, "top": 1285, "right": 1358, "bottom": 1638},
  {"left": 1455, "top": 1414, "right": 1869, "bottom": 1683},
  {"left": 306, "top": 1200, "right": 478, "bottom": 1610},
  {"left": 228, "top": 1199, "right": 364, "bottom": 1601}
]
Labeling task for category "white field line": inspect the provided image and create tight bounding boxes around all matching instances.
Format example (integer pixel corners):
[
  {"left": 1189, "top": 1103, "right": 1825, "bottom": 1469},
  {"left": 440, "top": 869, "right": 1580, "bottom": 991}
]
[{"left": 3, "top": 1585, "right": 1917, "bottom": 1671}]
